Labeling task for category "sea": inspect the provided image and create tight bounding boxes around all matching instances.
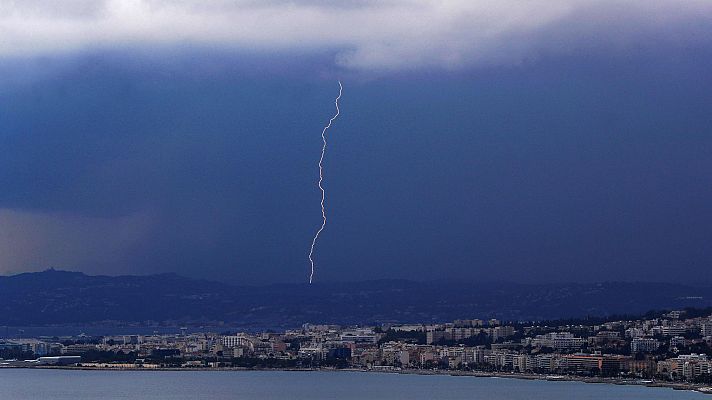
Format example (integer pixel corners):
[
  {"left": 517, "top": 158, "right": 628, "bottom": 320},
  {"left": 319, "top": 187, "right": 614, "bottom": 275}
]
[{"left": 0, "top": 369, "right": 706, "bottom": 399}]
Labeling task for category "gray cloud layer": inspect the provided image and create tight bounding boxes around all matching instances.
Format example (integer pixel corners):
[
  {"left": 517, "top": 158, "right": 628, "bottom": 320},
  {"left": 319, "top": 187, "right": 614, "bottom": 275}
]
[{"left": 2, "top": 0, "right": 711, "bottom": 70}]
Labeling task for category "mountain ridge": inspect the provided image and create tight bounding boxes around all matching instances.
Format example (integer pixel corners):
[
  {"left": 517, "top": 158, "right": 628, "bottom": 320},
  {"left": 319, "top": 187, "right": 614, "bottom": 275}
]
[{"left": 1, "top": 269, "right": 711, "bottom": 329}]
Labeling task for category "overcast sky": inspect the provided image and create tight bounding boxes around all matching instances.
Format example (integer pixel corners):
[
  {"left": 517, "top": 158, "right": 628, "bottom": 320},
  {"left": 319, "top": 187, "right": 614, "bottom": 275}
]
[{"left": 1, "top": 1, "right": 712, "bottom": 284}]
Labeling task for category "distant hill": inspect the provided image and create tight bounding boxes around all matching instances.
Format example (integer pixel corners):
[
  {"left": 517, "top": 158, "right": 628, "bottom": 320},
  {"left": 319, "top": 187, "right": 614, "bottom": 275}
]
[{"left": 1, "top": 269, "right": 711, "bottom": 329}]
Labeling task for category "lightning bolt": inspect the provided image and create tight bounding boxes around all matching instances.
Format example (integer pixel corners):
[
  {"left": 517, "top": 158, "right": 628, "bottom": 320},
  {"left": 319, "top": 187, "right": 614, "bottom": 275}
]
[{"left": 308, "top": 80, "right": 342, "bottom": 284}]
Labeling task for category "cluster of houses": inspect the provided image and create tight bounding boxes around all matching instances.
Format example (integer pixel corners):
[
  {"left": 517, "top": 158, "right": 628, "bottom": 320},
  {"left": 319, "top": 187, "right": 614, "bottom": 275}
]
[{"left": 3, "top": 309, "right": 712, "bottom": 381}]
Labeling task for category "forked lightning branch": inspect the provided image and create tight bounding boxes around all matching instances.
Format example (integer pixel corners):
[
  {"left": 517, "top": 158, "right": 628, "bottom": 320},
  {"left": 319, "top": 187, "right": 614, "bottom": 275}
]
[{"left": 308, "top": 81, "right": 343, "bottom": 284}]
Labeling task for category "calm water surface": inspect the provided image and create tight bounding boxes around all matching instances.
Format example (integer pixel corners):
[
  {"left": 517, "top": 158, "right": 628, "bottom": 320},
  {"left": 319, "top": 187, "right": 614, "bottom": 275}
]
[{"left": 0, "top": 369, "right": 706, "bottom": 399}]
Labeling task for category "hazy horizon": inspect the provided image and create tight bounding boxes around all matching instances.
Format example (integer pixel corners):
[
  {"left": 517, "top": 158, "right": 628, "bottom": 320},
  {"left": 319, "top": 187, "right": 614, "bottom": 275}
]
[{"left": 5, "top": 267, "right": 712, "bottom": 287}]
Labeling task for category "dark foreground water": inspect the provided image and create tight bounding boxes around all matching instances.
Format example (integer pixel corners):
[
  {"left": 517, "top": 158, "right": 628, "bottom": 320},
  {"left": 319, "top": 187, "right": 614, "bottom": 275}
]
[{"left": 0, "top": 369, "right": 706, "bottom": 399}]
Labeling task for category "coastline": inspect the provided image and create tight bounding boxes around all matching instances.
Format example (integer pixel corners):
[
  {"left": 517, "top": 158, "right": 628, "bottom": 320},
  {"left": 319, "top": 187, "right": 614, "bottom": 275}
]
[{"left": 12, "top": 365, "right": 710, "bottom": 396}]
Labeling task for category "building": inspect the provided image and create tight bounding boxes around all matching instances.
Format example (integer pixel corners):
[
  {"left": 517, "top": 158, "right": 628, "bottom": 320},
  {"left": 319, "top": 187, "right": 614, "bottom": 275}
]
[
  {"left": 37, "top": 356, "right": 82, "bottom": 366},
  {"left": 631, "top": 338, "right": 659, "bottom": 353},
  {"left": 701, "top": 319, "right": 712, "bottom": 337},
  {"left": 660, "top": 325, "right": 687, "bottom": 337},
  {"left": 531, "top": 333, "right": 585, "bottom": 351},
  {"left": 561, "top": 354, "right": 625, "bottom": 375},
  {"left": 670, "top": 336, "right": 686, "bottom": 348},
  {"left": 675, "top": 354, "right": 712, "bottom": 380},
  {"left": 221, "top": 335, "right": 254, "bottom": 351},
  {"left": 340, "top": 329, "right": 378, "bottom": 344},
  {"left": 513, "top": 354, "right": 533, "bottom": 372},
  {"left": 492, "top": 326, "right": 515, "bottom": 341}
]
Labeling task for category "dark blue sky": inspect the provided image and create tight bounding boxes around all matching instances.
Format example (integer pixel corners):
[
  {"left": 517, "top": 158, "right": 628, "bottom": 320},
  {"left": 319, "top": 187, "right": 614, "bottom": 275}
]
[{"left": 1, "top": 2, "right": 712, "bottom": 284}]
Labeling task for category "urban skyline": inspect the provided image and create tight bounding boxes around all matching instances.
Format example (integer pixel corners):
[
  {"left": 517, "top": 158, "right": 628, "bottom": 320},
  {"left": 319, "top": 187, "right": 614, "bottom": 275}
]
[{"left": 4, "top": 308, "right": 712, "bottom": 393}]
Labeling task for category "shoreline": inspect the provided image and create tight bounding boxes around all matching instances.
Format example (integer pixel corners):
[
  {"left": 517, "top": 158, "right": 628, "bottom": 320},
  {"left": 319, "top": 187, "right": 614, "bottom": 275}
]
[{"left": 9, "top": 365, "right": 710, "bottom": 396}]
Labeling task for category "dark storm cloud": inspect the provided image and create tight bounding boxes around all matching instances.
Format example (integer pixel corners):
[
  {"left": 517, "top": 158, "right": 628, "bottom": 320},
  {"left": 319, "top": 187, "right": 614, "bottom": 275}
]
[
  {"left": 1, "top": 42, "right": 712, "bottom": 284},
  {"left": 0, "top": 52, "right": 346, "bottom": 280},
  {"left": 1, "top": 2, "right": 712, "bottom": 283}
]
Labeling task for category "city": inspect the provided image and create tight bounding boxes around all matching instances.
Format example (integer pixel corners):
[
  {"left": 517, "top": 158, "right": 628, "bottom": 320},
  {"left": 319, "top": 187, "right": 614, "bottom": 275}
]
[
  {"left": 3, "top": 0, "right": 712, "bottom": 398},
  {"left": 4, "top": 309, "right": 712, "bottom": 393}
]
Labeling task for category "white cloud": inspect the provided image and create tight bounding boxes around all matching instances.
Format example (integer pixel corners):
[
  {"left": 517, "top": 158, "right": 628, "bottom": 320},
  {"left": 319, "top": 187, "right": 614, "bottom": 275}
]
[{"left": 1, "top": 0, "right": 711, "bottom": 70}]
